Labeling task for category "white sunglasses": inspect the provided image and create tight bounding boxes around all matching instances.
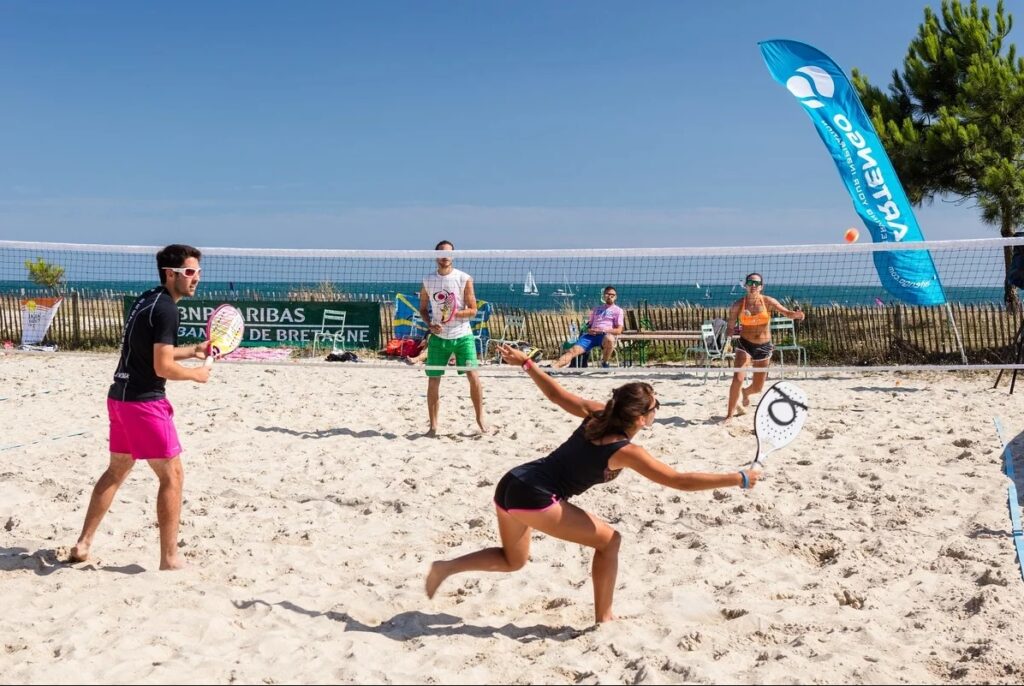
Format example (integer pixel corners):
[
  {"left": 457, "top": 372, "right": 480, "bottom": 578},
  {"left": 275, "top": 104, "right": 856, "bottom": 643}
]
[{"left": 165, "top": 267, "right": 202, "bottom": 277}]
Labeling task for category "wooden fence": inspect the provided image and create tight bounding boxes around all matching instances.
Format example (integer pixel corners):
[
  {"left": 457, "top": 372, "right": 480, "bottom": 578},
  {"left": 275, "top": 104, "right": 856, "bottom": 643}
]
[{"left": 2, "top": 294, "right": 1020, "bottom": 365}]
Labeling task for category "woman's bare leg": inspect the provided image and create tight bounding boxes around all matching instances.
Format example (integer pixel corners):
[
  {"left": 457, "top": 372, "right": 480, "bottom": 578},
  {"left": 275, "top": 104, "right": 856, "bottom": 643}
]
[
  {"left": 741, "top": 358, "right": 772, "bottom": 406},
  {"left": 513, "top": 501, "right": 621, "bottom": 623},
  {"left": 426, "top": 505, "right": 532, "bottom": 598},
  {"left": 726, "top": 352, "right": 751, "bottom": 420}
]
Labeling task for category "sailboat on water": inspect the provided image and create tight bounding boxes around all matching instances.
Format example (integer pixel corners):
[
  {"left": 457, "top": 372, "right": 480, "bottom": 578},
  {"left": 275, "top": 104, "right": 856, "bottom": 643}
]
[
  {"left": 523, "top": 271, "right": 539, "bottom": 296},
  {"left": 551, "top": 274, "right": 575, "bottom": 298}
]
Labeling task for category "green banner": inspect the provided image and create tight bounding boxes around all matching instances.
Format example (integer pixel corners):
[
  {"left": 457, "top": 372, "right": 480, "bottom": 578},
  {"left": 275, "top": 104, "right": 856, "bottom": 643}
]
[{"left": 122, "top": 298, "right": 381, "bottom": 348}]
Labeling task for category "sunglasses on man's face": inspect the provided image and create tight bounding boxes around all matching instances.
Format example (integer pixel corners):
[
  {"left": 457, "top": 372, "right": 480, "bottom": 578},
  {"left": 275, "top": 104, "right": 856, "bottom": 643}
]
[
  {"left": 166, "top": 267, "right": 202, "bottom": 278},
  {"left": 745, "top": 279, "right": 762, "bottom": 287}
]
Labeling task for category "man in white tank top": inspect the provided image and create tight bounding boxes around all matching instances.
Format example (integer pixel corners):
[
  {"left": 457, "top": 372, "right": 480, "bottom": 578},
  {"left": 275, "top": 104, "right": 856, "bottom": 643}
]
[{"left": 418, "top": 240, "right": 487, "bottom": 435}]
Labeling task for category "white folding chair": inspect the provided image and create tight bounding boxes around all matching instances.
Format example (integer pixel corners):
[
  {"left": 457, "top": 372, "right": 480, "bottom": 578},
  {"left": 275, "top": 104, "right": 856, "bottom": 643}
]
[
  {"left": 485, "top": 314, "right": 527, "bottom": 362},
  {"left": 770, "top": 317, "right": 808, "bottom": 369},
  {"left": 694, "top": 321, "right": 735, "bottom": 383},
  {"left": 313, "top": 309, "right": 347, "bottom": 355}
]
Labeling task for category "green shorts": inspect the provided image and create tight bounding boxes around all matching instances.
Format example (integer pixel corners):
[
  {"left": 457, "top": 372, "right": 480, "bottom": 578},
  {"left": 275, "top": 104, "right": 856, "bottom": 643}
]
[{"left": 425, "top": 335, "right": 479, "bottom": 377}]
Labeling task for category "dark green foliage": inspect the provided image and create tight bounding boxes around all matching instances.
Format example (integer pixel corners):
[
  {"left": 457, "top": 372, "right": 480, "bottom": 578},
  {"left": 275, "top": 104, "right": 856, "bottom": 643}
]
[{"left": 851, "top": 0, "right": 1024, "bottom": 308}]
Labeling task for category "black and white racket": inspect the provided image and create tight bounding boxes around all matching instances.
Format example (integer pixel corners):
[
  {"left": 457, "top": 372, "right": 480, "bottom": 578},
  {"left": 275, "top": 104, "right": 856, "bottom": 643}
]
[{"left": 751, "top": 381, "right": 808, "bottom": 469}]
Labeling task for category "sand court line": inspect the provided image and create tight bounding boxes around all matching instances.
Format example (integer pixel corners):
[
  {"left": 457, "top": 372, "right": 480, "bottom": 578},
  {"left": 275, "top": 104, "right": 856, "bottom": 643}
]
[{"left": 0, "top": 430, "right": 91, "bottom": 453}]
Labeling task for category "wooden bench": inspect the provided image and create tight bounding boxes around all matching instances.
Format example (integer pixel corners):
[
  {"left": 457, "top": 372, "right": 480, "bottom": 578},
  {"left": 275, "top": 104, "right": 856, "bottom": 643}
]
[{"left": 617, "top": 331, "right": 702, "bottom": 342}]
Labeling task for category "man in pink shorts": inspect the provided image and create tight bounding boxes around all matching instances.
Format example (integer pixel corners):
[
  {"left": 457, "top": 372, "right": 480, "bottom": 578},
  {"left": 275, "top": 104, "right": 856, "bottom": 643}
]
[{"left": 69, "top": 244, "right": 211, "bottom": 570}]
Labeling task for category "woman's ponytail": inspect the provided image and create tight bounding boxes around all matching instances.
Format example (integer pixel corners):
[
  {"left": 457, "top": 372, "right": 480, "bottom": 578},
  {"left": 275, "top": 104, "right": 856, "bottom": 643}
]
[{"left": 584, "top": 382, "right": 655, "bottom": 441}]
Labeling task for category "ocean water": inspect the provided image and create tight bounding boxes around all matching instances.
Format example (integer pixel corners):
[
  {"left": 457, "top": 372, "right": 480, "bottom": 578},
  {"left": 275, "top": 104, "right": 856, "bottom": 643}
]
[{"left": 0, "top": 280, "right": 1006, "bottom": 310}]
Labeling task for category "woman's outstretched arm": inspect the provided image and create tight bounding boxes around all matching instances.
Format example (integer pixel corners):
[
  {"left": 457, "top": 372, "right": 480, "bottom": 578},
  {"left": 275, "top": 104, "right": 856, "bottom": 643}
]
[
  {"left": 610, "top": 444, "right": 761, "bottom": 491},
  {"left": 498, "top": 343, "right": 604, "bottom": 418},
  {"left": 765, "top": 295, "right": 805, "bottom": 320}
]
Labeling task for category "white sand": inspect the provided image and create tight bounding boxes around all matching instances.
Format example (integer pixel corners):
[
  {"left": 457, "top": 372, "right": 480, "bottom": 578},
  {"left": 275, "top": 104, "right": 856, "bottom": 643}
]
[{"left": 3, "top": 351, "right": 1024, "bottom": 683}]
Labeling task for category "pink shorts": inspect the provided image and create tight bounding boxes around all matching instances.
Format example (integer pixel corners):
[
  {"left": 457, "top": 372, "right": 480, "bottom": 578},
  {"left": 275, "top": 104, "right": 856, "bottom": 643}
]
[{"left": 107, "top": 397, "right": 182, "bottom": 460}]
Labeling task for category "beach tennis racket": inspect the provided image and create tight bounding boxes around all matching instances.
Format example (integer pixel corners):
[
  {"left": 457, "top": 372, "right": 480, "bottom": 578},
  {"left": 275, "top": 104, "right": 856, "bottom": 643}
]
[
  {"left": 751, "top": 381, "right": 808, "bottom": 469},
  {"left": 204, "top": 304, "right": 245, "bottom": 367}
]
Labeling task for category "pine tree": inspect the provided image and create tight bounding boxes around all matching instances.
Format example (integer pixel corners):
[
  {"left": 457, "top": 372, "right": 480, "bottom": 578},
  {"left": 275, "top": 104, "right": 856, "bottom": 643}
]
[
  {"left": 24, "top": 257, "right": 66, "bottom": 296},
  {"left": 852, "top": 0, "right": 1024, "bottom": 309}
]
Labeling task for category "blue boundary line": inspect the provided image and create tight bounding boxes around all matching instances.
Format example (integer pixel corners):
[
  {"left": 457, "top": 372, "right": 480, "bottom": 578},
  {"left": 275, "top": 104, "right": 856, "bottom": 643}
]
[{"left": 993, "top": 417, "right": 1024, "bottom": 582}]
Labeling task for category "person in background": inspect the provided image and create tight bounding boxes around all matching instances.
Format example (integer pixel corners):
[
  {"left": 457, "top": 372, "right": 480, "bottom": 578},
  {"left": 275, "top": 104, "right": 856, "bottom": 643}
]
[
  {"left": 552, "top": 286, "right": 624, "bottom": 369},
  {"left": 724, "top": 272, "right": 805, "bottom": 421},
  {"left": 419, "top": 240, "right": 487, "bottom": 435},
  {"left": 404, "top": 333, "right": 431, "bottom": 365}
]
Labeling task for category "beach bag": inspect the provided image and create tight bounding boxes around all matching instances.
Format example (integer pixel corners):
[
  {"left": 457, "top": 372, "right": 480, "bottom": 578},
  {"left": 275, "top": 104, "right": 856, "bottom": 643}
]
[
  {"left": 385, "top": 338, "right": 421, "bottom": 357},
  {"left": 1009, "top": 232, "right": 1024, "bottom": 289}
]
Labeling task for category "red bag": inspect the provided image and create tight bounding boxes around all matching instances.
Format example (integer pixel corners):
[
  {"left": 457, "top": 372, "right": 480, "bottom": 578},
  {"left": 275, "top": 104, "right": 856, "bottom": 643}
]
[{"left": 385, "top": 338, "right": 422, "bottom": 357}]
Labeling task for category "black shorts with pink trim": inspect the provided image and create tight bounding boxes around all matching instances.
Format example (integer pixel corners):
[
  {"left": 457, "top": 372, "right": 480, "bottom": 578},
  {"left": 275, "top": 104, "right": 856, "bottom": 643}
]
[{"left": 494, "top": 471, "right": 559, "bottom": 512}]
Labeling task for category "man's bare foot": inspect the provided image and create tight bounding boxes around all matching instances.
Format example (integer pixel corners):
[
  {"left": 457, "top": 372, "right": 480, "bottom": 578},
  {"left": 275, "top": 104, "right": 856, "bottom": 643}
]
[
  {"left": 426, "top": 427, "right": 438, "bottom": 438},
  {"left": 425, "top": 561, "right": 449, "bottom": 599},
  {"left": 159, "top": 556, "right": 187, "bottom": 571},
  {"left": 68, "top": 542, "right": 90, "bottom": 562},
  {"left": 477, "top": 422, "right": 491, "bottom": 435},
  {"left": 734, "top": 405, "right": 747, "bottom": 416}
]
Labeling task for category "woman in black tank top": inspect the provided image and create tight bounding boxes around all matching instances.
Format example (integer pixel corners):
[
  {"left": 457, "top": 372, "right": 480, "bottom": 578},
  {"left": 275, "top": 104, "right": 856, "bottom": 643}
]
[{"left": 426, "top": 343, "right": 763, "bottom": 625}]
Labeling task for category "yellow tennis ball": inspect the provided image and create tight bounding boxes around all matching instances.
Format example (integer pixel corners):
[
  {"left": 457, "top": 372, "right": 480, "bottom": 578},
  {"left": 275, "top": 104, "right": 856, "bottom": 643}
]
[{"left": 844, "top": 227, "right": 860, "bottom": 243}]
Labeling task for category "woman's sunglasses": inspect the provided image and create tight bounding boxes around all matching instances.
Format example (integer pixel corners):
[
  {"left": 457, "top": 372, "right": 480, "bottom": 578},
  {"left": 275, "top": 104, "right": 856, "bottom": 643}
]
[
  {"left": 745, "top": 279, "right": 762, "bottom": 286},
  {"left": 645, "top": 398, "right": 660, "bottom": 413},
  {"left": 166, "top": 267, "right": 202, "bottom": 277}
]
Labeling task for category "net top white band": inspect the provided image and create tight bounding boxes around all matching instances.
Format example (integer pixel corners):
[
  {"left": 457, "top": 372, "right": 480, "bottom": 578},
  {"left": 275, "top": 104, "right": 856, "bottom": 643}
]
[{"left": 2, "top": 237, "right": 1023, "bottom": 258}]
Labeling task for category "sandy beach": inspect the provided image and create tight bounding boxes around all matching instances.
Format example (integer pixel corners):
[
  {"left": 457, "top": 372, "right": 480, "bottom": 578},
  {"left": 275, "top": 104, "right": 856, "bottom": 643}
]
[{"left": 3, "top": 351, "right": 1024, "bottom": 684}]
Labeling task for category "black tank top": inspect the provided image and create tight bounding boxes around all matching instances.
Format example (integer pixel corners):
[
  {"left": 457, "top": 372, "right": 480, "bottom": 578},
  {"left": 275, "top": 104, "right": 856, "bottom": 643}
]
[{"left": 510, "top": 420, "right": 629, "bottom": 500}]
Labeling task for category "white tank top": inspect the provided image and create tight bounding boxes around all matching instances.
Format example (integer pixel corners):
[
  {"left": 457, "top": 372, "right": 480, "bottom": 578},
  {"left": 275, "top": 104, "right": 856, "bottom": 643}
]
[{"left": 422, "top": 268, "right": 473, "bottom": 339}]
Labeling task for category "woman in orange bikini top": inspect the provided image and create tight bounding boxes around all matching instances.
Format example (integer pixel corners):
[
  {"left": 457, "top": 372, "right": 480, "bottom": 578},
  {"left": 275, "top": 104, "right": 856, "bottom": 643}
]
[
  {"left": 738, "top": 299, "right": 771, "bottom": 329},
  {"left": 731, "top": 273, "right": 803, "bottom": 345},
  {"left": 724, "top": 272, "right": 807, "bottom": 422}
]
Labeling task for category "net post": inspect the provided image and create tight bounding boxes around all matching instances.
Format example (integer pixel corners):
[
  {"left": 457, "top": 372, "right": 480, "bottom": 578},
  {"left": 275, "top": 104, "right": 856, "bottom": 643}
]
[{"left": 943, "top": 302, "right": 968, "bottom": 365}]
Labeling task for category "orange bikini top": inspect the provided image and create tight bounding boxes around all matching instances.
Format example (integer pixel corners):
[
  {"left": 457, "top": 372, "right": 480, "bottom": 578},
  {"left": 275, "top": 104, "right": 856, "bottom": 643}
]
[{"left": 738, "top": 296, "right": 771, "bottom": 327}]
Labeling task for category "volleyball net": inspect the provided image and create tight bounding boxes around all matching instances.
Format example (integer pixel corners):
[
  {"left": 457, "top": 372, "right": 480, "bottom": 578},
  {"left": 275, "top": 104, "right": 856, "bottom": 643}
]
[{"left": 2, "top": 237, "right": 1022, "bottom": 372}]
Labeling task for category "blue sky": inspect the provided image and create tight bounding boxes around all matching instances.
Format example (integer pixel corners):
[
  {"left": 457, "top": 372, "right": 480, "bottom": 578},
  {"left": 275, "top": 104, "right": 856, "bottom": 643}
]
[{"left": 1, "top": 1, "right": 1017, "bottom": 250}]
